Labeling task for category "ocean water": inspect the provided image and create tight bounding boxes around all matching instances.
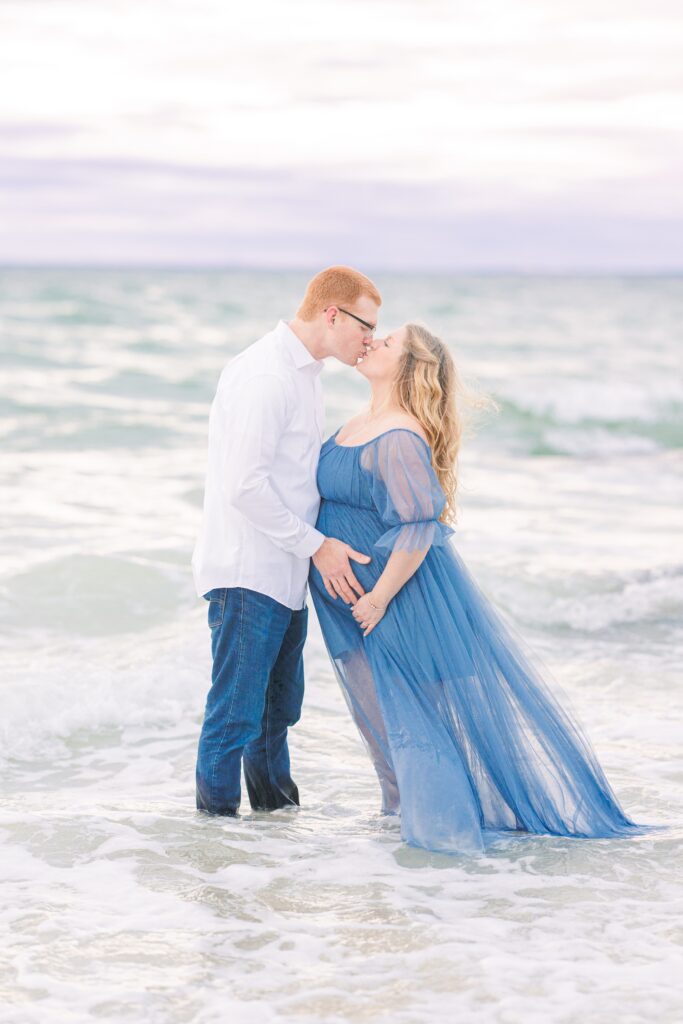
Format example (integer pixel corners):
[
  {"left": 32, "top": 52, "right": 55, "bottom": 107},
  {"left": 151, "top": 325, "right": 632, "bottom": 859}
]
[{"left": 1, "top": 268, "right": 681, "bottom": 1024}]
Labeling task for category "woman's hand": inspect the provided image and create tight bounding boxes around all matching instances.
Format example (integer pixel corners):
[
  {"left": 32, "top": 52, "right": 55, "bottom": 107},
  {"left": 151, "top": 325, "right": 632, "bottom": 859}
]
[{"left": 351, "top": 592, "right": 387, "bottom": 637}]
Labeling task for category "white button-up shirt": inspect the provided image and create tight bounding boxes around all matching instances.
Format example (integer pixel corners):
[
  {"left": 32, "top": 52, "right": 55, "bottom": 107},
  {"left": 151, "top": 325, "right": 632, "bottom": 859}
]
[{"left": 192, "top": 320, "right": 326, "bottom": 610}]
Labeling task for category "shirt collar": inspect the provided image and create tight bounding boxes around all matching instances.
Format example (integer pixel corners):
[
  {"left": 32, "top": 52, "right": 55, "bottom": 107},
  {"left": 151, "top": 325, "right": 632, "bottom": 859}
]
[{"left": 276, "top": 320, "right": 324, "bottom": 375}]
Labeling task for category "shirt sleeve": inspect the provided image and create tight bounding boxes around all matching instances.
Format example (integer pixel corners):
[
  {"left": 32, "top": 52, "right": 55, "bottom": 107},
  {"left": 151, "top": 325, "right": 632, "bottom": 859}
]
[
  {"left": 361, "top": 429, "right": 455, "bottom": 554},
  {"left": 218, "top": 372, "right": 325, "bottom": 558}
]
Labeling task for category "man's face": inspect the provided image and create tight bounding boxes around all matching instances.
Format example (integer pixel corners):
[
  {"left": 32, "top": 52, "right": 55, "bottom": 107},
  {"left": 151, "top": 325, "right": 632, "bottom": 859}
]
[{"left": 325, "top": 297, "right": 380, "bottom": 366}]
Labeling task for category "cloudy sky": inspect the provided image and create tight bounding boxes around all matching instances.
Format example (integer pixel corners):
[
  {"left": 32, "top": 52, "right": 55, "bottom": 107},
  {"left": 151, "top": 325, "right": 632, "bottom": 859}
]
[{"left": 1, "top": 0, "right": 682, "bottom": 271}]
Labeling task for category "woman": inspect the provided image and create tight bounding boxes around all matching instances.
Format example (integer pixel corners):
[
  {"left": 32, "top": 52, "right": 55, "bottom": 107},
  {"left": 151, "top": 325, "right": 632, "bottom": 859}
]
[{"left": 309, "top": 323, "right": 650, "bottom": 854}]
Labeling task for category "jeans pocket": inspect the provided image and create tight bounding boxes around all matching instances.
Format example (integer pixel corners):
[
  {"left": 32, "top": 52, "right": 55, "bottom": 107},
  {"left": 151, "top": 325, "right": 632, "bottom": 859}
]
[{"left": 207, "top": 588, "right": 227, "bottom": 629}]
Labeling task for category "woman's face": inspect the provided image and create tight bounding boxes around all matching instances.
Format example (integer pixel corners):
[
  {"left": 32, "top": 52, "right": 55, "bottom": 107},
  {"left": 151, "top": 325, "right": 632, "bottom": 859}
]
[{"left": 356, "top": 324, "right": 408, "bottom": 381}]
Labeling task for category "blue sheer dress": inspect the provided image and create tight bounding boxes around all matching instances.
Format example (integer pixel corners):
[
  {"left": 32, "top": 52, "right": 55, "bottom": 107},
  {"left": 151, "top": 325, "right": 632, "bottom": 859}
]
[{"left": 309, "top": 427, "right": 649, "bottom": 854}]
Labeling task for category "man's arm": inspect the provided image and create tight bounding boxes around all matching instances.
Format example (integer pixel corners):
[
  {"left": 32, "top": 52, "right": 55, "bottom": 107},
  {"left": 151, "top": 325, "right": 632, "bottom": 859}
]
[
  {"left": 220, "top": 372, "right": 371, "bottom": 597},
  {"left": 220, "top": 373, "right": 324, "bottom": 558}
]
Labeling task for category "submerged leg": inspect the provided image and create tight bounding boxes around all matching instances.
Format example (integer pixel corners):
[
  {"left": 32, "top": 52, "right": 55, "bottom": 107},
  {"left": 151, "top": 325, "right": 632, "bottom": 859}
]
[
  {"left": 333, "top": 648, "right": 400, "bottom": 814},
  {"left": 243, "top": 606, "right": 307, "bottom": 811},
  {"left": 195, "top": 588, "right": 295, "bottom": 815}
]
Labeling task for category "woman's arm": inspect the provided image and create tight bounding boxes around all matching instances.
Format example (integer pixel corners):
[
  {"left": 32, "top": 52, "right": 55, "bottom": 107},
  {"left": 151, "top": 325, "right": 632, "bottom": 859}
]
[
  {"left": 352, "top": 546, "right": 429, "bottom": 636},
  {"left": 354, "top": 428, "right": 453, "bottom": 636}
]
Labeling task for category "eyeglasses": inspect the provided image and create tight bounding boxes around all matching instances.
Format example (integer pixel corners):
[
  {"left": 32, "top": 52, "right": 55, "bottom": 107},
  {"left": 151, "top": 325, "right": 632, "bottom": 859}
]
[{"left": 326, "top": 306, "right": 376, "bottom": 336}]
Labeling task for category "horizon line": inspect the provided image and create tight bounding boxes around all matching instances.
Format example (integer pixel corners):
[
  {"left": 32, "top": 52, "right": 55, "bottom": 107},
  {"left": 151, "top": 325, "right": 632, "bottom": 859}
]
[{"left": 1, "top": 262, "right": 682, "bottom": 278}]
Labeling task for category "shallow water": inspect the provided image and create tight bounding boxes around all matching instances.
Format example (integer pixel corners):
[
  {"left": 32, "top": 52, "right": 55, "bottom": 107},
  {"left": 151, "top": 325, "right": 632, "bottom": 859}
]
[{"left": 1, "top": 270, "right": 681, "bottom": 1023}]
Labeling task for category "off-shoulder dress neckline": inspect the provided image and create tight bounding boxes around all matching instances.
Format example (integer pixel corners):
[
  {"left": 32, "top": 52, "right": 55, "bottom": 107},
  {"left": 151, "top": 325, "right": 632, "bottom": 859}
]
[{"left": 331, "top": 426, "right": 431, "bottom": 451}]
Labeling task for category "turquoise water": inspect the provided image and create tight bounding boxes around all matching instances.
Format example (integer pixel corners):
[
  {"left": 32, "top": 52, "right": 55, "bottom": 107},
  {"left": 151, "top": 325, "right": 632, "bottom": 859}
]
[{"left": 1, "top": 269, "right": 681, "bottom": 1023}]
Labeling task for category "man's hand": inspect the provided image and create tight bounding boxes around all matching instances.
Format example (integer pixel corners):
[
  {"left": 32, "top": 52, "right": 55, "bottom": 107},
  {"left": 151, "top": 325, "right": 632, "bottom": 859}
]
[{"left": 312, "top": 538, "right": 371, "bottom": 604}]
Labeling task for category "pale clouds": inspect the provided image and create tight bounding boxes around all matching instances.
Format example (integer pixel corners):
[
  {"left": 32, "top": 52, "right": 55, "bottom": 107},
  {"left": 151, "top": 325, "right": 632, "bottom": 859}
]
[{"left": 1, "top": 0, "right": 682, "bottom": 269}]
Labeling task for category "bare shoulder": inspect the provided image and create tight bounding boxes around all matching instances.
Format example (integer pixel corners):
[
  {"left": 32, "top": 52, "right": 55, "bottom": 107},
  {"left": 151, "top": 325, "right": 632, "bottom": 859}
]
[
  {"left": 338, "top": 409, "right": 429, "bottom": 447},
  {"left": 383, "top": 413, "right": 429, "bottom": 444}
]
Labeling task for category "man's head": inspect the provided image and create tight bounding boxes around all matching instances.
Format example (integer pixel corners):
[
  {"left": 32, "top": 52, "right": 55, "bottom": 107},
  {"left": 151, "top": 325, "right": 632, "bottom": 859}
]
[{"left": 295, "top": 266, "right": 382, "bottom": 366}]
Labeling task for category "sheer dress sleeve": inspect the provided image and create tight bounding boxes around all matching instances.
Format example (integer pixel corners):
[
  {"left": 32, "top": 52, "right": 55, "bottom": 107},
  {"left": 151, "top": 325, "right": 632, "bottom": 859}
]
[{"left": 361, "top": 429, "right": 455, "bottom": 554}]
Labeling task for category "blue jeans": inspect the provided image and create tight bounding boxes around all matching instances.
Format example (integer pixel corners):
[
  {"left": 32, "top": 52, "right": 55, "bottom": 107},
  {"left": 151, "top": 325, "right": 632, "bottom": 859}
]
[{"left": 195, "top": 587, "right": 307, "bottom": 815}]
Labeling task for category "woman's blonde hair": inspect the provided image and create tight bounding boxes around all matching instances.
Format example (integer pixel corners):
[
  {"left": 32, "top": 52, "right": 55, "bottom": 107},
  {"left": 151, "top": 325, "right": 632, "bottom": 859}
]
[{"left": 395, "top": 323, "right": 495, "bottom": 524}]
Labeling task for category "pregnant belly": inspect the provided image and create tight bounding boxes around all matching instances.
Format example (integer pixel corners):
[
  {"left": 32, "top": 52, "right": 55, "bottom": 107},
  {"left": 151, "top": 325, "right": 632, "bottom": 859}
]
[
  {"left": 316, "top": 500, "right": 383, "bottom": 545},
  {"left": 311, "top": 501, "right": 388, "bottom": 594}
]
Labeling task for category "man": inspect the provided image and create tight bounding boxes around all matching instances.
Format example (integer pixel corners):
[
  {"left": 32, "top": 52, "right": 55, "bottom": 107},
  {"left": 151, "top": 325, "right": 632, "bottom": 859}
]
[{"left": 192, "top": 265, "right": 382, "bottom": 815}]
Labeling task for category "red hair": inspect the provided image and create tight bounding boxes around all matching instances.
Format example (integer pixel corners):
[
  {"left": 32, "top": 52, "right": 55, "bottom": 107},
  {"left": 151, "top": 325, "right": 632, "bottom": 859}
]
[{"left": 297, "top": 266, "right": 381, "bottom": 321}]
